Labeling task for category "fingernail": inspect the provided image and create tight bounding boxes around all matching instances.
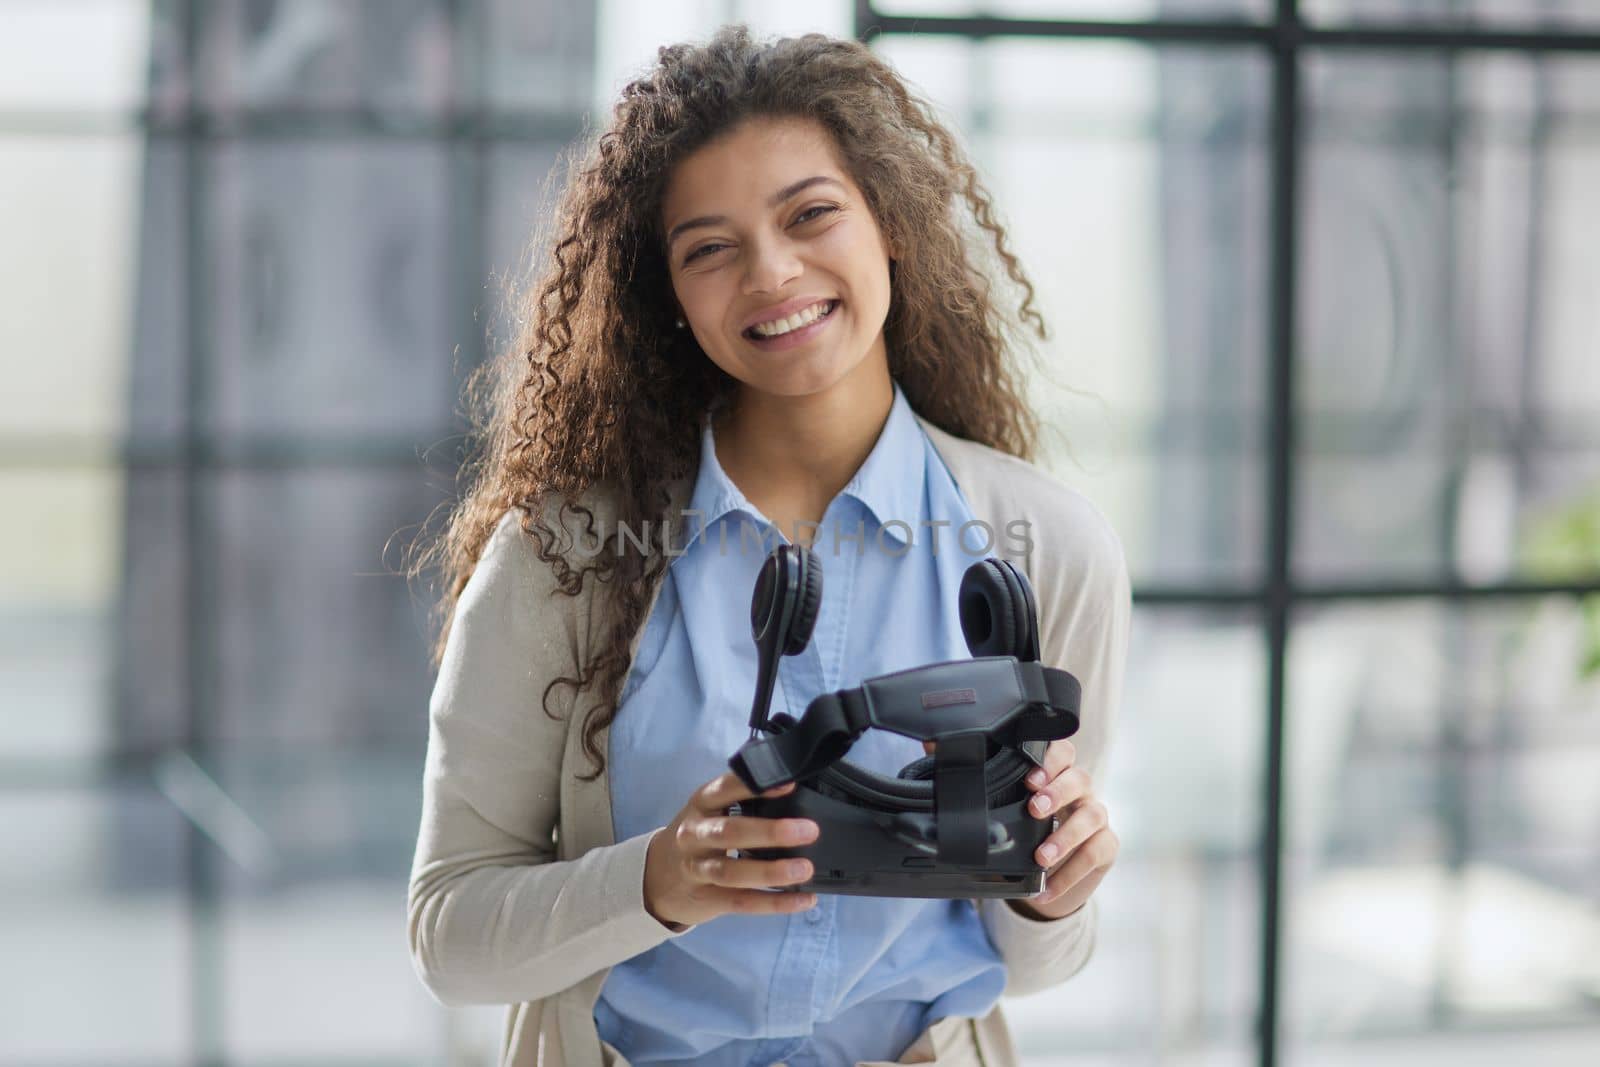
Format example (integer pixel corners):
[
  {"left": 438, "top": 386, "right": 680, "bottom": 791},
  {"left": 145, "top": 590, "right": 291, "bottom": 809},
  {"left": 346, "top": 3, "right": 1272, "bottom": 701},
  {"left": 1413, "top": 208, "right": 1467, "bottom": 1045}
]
[
  {"left": 1039, "top": 842, "right": 1059, "bottom": 864},
  {"left": 1031, "top": 794, "right": 1050, "bottom": 815},
  {"left": 1026, "top": 770, "right": 1046, "bottom": 788},
  {"left": 788, "top": 860, "right": 811, "bottom": 878}
]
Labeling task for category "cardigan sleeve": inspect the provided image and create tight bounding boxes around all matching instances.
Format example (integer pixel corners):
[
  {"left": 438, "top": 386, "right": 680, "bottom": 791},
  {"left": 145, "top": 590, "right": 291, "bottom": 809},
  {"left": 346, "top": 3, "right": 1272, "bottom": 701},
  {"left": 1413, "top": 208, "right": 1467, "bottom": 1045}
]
[
  {"left": 976, "top": 485, "right": 1132, "bottom": 998},
  {"left": 406, "top": 508, "right": 689, "bottom": 1007}
]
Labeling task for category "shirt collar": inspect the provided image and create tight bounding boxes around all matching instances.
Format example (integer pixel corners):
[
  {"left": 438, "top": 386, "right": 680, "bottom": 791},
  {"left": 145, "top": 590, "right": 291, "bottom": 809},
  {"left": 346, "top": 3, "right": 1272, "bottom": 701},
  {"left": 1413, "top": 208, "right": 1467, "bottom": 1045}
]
[
  {"left": 841, "top": 380, "right": 926, "bottom": 544},
  {"left": 682, "top": 379, "right": 927, "bottom": 553}
]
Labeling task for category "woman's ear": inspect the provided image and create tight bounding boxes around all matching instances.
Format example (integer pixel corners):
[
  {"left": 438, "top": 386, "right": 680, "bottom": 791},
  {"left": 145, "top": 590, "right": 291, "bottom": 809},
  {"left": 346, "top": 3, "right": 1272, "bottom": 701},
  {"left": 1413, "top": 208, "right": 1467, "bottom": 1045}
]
[{"left": 885, "top": 228, "right": 903, "bottom": 262}]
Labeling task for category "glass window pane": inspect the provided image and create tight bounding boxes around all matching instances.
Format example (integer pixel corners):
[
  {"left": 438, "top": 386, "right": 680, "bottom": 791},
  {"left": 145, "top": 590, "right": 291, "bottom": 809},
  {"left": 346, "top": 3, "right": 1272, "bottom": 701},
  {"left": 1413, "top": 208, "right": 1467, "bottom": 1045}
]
[
  {"left": 0, "top": 469, "right": 125, "bottom": 763},
  {"left": 1007, "top": 606, "right": 1264, "bottom": 1065},
  {"left": 873, "top": 0, "right": 1272, "bottom": 22},
  {"left": 0, "top": 135, "right": 147, "bottom": 442},
  {"left": 0, "top": 782, "right": 190, "bottom": 1061},
  {"left": 195, "top": 0, "right": 459, "bottom": 118},
  {"left": 0, "top": 1, "right": 152, "bottom": 114},
  {"left": 202, "top": 747, "right": 440, "bottom": 1061},
  {"left": 1297, "top": 51, "right": 1600, "bottom": 586},
  {"left": 1286, "top": 599, "right": 1600, "bottom": 1059},
  {"left": 484, "top": 141, "right": 567, "bottom": 363},
  {"left": 876, "top": 36, "right": 1272, "bottom": 588},
  {"left": 481, "top": 0, "right": 596, "bottom": 113},
  {"left": 589, "top": 2, "right": 855, "bottom": 109},
  {"left": 202, "top": 140, "right": 458, "bottom": 441},
  {"left": 723, "top": 0, "right": 857, "bottom": 38},
  {"left": 1305, "top": 0, "right": 1600, "bottom": 30},
  {"left": 209, "top": 467, "right": 448, "bottom": 747}
]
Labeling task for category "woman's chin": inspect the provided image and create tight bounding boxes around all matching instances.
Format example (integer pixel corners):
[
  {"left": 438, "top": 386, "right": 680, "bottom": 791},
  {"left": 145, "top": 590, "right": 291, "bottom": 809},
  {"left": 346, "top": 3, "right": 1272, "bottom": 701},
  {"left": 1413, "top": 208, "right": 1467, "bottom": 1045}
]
[{"left": 755, "top": 349, "right": 866, "bottom": 396}]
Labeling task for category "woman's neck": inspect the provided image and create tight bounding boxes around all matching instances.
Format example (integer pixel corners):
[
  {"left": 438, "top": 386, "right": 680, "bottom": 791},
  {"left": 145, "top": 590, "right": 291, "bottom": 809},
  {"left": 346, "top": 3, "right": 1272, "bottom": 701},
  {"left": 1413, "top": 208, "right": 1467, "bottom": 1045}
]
[{"left": 712, "top": 362, "right": 895, "bottom": 545}]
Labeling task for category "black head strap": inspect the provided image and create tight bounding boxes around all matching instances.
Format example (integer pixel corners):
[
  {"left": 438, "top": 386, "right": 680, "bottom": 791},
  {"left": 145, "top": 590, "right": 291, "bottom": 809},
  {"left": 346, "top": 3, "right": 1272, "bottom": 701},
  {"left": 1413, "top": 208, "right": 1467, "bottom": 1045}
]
[{"left": 728, "top": 657, "right": 1079, "bottom": 793}]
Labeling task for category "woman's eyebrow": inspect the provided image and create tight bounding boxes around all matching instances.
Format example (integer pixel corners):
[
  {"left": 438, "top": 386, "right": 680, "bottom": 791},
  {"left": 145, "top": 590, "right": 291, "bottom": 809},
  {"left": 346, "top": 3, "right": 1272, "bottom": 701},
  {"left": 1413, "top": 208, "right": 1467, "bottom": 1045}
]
[{"left": 666, "top": 175, "right": 846, "bottom": 249}]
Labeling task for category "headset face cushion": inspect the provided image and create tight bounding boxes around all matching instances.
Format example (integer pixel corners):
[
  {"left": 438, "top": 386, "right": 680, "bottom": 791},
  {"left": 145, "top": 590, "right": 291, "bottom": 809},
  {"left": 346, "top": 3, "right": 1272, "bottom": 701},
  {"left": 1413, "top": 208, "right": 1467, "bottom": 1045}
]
[
  {"left": 826, "top": 744, "right": 1029, "bottom": 806},
  {"left": 896, "top": 754, "right": 938, "bottom": 781}
]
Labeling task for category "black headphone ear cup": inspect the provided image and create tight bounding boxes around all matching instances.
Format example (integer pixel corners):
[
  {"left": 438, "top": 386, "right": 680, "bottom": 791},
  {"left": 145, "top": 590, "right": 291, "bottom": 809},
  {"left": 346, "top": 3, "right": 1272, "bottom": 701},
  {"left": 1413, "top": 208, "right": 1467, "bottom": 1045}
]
[
  {"left": 783, "top": 546, "right": 823, "bottom": 655},
  {"left": 750, "top": 554, "right": 777, "bottom": 641},
  {"left": 992, "top": 557, "right": 1040, "bottom": 662},
  {"left": 959, "top": 559, "right": 1017, "bottom": 658},
  {"left": 959, "top": 557, "right": 1041, "bottom": 661}
]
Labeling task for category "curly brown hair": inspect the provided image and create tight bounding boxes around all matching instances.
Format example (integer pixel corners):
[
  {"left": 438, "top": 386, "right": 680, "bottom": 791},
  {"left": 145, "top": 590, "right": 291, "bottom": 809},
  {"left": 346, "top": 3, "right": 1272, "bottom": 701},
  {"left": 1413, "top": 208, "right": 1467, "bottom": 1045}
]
[{"left": 408, "top": 23, "right": 1053, "bottom": 781}]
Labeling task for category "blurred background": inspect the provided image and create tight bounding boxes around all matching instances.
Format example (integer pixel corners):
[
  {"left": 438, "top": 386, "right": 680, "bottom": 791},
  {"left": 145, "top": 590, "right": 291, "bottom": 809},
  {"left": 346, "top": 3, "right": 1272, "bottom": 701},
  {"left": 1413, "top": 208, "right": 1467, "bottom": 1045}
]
[{"left": 2, "top": 1, "right": 1598, "bottom": 1065}]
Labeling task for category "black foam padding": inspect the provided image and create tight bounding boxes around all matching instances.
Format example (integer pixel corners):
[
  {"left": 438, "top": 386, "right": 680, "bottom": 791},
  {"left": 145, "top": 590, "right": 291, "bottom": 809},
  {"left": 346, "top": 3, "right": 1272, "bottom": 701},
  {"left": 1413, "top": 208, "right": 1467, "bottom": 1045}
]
[
  {"left": 992, "top": 558, "right": 1039, "bottom": 662},
  {"left": 958, "top": 557, "right": 1043, "bottom": 662},
  {"left": 787, "top": 551, "right": 822, "bottom": 654},
  {"left": 827, "top": 745, "right": 1029, "bottom": 808},
  {"left": 959, "top": 559, "right": 1014, "bottom": 658}
]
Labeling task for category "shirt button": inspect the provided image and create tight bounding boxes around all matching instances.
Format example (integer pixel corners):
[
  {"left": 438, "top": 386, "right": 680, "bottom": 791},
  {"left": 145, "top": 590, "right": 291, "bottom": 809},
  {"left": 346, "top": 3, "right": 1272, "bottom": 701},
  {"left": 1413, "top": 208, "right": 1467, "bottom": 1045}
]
[{"left": 805, "top": 905, "right": 823, "bottom": 923}]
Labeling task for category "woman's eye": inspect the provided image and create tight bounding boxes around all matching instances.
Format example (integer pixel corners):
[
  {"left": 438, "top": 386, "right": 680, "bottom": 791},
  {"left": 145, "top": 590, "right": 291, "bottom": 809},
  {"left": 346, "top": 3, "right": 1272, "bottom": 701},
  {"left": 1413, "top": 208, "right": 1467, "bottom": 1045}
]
[
  {"left": 682, "top": 207, "right": 835, "bottom": 263},
  {"left": 685, "top": 243, "right": 727, "bottom": 263}
]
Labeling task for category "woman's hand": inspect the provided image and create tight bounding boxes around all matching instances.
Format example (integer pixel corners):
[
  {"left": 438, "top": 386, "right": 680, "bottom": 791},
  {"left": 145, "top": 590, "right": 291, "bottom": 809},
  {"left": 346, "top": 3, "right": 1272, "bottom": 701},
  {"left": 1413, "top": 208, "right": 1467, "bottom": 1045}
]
[
  {"left": 1012, "top": 738, "right": 1118, "bottom": 920},
  {"left": 920, "top": 737, "right": 1118, "bottom": 921},
  {"left": 642, "top": 773, "right": 821, "bottom": 931}
]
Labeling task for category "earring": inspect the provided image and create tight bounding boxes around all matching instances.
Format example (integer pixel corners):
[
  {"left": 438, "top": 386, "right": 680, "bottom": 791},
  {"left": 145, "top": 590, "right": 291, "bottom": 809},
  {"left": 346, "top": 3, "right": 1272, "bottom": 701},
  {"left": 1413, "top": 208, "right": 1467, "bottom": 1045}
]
[{"left": 675, "top": 317, "right": 686, "bottom": 329}]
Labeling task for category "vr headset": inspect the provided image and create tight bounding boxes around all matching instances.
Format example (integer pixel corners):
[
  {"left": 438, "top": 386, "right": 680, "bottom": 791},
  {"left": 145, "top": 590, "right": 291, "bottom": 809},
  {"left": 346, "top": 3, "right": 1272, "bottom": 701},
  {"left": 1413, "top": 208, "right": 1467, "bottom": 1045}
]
[{"left": 727, "top": 543, "right": 1082, "bottom": 899}]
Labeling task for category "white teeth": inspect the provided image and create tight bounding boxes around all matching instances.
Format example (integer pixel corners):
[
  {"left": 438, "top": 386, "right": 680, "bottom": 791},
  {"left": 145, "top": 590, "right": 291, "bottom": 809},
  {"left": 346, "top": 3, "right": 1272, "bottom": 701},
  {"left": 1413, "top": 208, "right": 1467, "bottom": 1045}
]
[{"left": 750, "top": 300, "right": 832, "bottom": 338}]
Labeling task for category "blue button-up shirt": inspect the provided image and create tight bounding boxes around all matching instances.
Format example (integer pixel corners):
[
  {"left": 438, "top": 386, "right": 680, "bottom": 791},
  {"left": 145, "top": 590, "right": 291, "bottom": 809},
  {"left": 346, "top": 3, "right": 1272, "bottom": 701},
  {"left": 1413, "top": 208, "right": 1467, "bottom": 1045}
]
[{"left": 596, "top": 381, "right": 1010, "bottom": 1066}]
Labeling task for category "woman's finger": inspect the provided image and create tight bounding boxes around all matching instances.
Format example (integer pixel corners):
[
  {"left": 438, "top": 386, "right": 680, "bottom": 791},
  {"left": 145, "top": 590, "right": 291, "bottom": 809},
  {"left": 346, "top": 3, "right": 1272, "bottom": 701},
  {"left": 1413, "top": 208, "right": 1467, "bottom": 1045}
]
[
  {"left": 692, "top": 853, "right": 814, "bottom": 889},
  {"left": 696, "top": 772, "right": 795, "bottom": 814},
  {"left": 690, "top": 813, "right": 818, "bottom": 852},
  {"left": 1038, "top": 827, "right": 1118, "bottom": 903},
  {"left": 1026, "top": 767, "right": 1092, "bottom": 820},
  {"left": 1023, "top": 739, "right": 1077, "bottom": 789},
  {"left": 1042, "top": 738, "right": 1076, "bottom": 777},
  {"left": 703, "top": 886, "right": 820, "bottom": 915},
  {"left": 1034, "top": 798, "right": 1108, "bottom": 867}
]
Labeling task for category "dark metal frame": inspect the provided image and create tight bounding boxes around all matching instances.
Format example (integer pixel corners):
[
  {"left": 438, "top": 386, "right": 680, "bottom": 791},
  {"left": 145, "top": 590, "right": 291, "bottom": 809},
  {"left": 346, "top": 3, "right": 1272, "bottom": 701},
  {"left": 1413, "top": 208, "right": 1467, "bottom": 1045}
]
[{"left": 850, "top": 3, "right": 1600, "bottom": 1067}]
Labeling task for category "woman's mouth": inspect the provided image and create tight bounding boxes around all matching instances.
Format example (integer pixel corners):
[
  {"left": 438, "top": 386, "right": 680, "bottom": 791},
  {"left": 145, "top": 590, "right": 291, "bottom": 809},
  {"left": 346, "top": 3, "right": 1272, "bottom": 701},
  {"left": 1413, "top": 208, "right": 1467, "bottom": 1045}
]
[{"left": 741, "top": 299, "right": 840, "bottom": 351}]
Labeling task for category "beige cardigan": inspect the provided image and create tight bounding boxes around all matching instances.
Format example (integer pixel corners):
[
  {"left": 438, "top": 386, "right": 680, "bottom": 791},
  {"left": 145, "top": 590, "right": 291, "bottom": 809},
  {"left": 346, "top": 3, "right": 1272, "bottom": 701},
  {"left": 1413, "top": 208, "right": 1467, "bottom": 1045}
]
[{"left": 406, "top": 414, "right": 1133, "bottom": 1066}]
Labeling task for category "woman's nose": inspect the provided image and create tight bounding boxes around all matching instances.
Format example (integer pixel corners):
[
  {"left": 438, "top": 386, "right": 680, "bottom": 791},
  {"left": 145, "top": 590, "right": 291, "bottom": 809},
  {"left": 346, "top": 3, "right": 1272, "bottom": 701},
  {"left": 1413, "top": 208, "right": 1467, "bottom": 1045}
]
[{"left": 741, "top": 236, "right": 803, "bottom": 295}]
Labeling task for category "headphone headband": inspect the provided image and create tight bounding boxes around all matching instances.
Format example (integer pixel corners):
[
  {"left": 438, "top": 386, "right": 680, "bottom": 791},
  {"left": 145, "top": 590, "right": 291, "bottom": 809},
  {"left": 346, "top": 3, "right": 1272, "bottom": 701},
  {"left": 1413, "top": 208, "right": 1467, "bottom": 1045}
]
[{"left": 747, "top": 546, "right": 1041, "bottom": 732}]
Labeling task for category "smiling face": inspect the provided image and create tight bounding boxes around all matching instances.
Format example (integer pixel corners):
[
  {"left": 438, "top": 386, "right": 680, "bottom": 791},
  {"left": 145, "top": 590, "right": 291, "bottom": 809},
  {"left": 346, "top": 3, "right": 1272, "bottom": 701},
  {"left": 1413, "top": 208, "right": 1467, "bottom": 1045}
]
[{"left": 659, "top": 114, "right": 896, "bottom": 402}]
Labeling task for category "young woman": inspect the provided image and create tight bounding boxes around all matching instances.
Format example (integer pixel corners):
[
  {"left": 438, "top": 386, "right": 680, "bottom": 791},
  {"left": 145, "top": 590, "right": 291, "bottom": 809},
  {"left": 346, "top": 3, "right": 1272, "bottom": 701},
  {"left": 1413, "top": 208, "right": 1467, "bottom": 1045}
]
[{"left": 407, "top": 24, "right": 1131, "bottom": 1067}]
